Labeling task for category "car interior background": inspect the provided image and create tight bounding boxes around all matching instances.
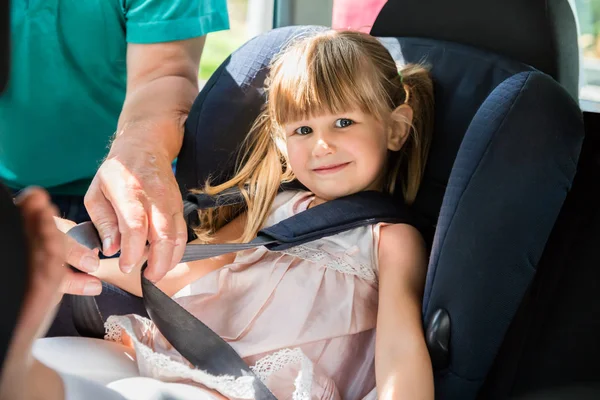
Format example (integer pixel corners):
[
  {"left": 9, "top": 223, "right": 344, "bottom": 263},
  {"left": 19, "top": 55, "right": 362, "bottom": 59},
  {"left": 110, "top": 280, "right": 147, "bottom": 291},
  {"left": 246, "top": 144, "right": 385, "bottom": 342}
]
[{"left": 2, "top": 0, "right": 600, "bottom": 399}]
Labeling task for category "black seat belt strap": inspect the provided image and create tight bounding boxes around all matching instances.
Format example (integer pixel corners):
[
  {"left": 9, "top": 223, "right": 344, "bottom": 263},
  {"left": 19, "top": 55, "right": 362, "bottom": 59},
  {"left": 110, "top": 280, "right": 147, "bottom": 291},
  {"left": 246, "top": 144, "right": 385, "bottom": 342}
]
[{"left": 67, "top": 190, "right": 416, "bottom": 399}]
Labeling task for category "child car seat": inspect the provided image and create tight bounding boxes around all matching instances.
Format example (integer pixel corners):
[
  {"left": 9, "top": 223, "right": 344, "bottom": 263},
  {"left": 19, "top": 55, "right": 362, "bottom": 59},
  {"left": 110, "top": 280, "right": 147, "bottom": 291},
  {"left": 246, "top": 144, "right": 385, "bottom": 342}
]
[
  {"left": 371, "top": 0, "right": 583, "bottom": 398},
  {"left": 175, "top": 10, "right": 583, "bottom": 399}
]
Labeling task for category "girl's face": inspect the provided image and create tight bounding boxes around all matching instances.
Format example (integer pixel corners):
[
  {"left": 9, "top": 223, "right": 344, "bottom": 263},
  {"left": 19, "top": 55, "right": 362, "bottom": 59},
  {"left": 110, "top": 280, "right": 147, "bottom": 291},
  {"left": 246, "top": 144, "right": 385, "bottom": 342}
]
[{"left": 283, "top": 107, "right": 411, "bottom": 205}]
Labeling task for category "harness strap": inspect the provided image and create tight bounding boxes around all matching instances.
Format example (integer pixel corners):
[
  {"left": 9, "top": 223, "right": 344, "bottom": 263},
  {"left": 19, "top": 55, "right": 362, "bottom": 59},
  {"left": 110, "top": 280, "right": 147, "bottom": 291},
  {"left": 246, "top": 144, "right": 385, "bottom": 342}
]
[{"left": 67, "top": 190, "right": 416, "bottom": 399}]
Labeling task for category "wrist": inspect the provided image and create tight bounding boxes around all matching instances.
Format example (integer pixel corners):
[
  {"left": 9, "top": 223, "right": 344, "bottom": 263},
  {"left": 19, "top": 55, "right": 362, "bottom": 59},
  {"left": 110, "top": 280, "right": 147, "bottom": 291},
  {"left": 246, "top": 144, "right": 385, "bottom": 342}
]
[
  {"left": 113, "top": 75, "right": 197, "bottom": 161},
  {"left": 110, "top": 117, "right": 184, "bottom": 163}
]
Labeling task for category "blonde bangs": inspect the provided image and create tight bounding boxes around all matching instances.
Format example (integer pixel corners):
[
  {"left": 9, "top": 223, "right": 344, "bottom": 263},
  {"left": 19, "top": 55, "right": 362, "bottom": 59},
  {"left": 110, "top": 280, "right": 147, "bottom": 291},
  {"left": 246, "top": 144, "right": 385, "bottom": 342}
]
[
  {"left": 267, "top": 33, "right": 392, "bottom": 126},
  {"left": 192, "top": 29, "right": 434, "bottom": 243}
]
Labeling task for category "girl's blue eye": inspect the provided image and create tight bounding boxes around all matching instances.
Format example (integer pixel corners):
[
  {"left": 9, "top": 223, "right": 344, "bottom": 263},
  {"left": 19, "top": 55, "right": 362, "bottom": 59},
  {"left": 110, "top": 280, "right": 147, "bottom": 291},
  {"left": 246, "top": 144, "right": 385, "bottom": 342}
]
[
  {"left": 294, "top": 126, "right": 313, "bottom": 135},
  {"left": 335, "top": 118, "right": 354, "bottom": 128}
]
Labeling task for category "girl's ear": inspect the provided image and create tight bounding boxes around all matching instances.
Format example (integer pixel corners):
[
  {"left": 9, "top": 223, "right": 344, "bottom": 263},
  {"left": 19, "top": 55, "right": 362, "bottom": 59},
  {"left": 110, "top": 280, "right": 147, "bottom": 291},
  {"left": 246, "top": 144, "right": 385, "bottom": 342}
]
[{"left": 387, "top": 104, "right": 413, "bottom": 151}]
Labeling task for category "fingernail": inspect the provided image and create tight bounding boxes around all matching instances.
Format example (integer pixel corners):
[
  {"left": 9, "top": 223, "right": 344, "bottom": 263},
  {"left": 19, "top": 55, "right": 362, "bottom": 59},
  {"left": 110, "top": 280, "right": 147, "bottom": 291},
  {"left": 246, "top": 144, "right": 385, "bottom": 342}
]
[
  {"left": 83, "top": 281, "right": 102, "bottom": 296},
  {"left": 81, "top": 256, "right": 99, "bottom": 272},
  {"left": 102, "top": 237, "right": 112, "bottom": 253},
  {"left": 121, "top": 264, "right": 135, "bottom": 274}
]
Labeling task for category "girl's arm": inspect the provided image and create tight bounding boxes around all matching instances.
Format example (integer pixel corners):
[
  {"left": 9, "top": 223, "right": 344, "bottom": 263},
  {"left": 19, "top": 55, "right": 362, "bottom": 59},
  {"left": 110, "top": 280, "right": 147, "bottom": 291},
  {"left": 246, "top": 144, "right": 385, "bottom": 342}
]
[
  {"left": 54, "top": 214, "right": 247, "bottom": 297},
  {"left": 375, "top": 223, "right": 433, "bottom": 400}
]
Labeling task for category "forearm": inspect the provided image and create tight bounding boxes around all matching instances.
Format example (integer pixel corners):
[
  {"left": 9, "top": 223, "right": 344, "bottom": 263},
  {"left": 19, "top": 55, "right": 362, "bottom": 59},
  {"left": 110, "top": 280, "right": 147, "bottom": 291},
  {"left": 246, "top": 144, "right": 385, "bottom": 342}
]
[
  {"left": 114, "top": 75, "right": 199, "bottom": 161},
  {"left": 92, "top": 251, "right": 234, "bottom": 298},
  {"left": 375, "top": 336, "right": 433, "bottom": 400},
  {"left": 376, "top": 224, "right": 432, "bottom": 399},
  {"left": 91, "top": 257, "right": 144, "bottom": 297},
  {"left": 93, "top": 212, "right": 244, "bottom": 296},
  {"left": 113, "top": 37, "right": 205, "bottom": 161},
  {"left": 375, "top": 299, "right": 433, "bottom": 399}
]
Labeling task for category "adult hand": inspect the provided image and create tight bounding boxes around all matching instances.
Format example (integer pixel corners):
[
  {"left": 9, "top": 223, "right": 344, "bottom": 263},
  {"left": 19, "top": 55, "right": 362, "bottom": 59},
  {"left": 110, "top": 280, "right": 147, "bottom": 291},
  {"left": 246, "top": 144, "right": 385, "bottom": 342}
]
[
  {"left": 53, "top": 217, "right": 102, "bottom": 296},
  {"left": 85, "top": 135, "right": 187, "bottom": 283},
  {"left": 14, "top": 188, "right": 67, "bottom": 333},
  {"left": 1, "top": 187, "right": 84, "bottom": 400},
  {"left": 85, "top": 38, "right": 204, "bottom": 282}
]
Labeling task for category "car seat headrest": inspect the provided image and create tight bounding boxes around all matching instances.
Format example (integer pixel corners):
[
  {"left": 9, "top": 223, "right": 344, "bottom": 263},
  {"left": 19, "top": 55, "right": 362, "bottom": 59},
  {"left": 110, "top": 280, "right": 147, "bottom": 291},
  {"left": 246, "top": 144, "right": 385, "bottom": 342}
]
[
  {"left": 371, "top": 0, "right": 579, "bottom": 100},
  {"left": 177, "top": 26, "right": 534, "bottom": 246}
]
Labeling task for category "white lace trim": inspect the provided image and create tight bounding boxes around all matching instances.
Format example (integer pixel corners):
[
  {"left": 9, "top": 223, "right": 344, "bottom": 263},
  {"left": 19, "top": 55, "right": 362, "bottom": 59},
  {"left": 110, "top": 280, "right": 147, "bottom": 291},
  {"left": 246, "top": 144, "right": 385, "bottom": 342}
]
[
  {"left": 250, "top": 348, "right": 313, "bottom": 400},
  {"left": 293, "top": 352, "right": 314, "bottom": 400},
  {"left": 105, "top": 317, "right": 315, "bottom": 399},
  {"left": 250, "top": 348, "right": 304, "bottom": 382},
  {"left": 104, "top": 315, "right": 256, "bottom": 399},
  {"left": 278, "top": 244, "right": 376, "bottom": 282},
  {"left": 104, "top": 318, "right": 123, "bottom": 343}
]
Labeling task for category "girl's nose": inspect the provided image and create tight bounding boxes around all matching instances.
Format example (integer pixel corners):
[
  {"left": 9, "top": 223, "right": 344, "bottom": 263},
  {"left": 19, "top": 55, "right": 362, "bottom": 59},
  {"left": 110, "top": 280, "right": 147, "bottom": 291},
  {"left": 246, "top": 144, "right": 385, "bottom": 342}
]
[{"left": 312, "top": 134, "right": 334, "bottom": 157}]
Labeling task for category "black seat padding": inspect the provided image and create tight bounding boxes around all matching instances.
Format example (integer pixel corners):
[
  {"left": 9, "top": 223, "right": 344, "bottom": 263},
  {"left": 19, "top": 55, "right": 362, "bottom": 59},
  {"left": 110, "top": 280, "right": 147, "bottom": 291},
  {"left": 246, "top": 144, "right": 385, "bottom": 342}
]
[
  {"left": 176, "top": 24, "right": 584, "bottom": 399},
  {"left": 371, "top": 0, "right": 579, "bottom": 101},
  {"left": 479, "top": 112, "right": 600, "bottom": 399},
  {"left": 379, "top": 37, "right": 533, "bottom": 239},
  {"left": 424, "top": 68, "right": 582, "bottom": 399}
]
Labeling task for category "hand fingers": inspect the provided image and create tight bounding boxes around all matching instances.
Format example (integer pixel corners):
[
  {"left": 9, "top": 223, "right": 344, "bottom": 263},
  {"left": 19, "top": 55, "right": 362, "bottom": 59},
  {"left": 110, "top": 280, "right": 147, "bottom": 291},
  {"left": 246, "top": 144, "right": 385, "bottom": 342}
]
[
  {"left": 114, "top": 198, "right": 149, "bottom": 274},
  {"left": 87, "top": 157, "right": 187, "bottom": 279},
  {"left": 15, "top": 186, "right": 51, "bottom": 215},
  {"left": 87, "top": 167, "right": 150, "bottom": 273},
  {"left": 142, "top": 168, "right": 187, "bottom": 282},
  {"left": 30, "top": 201, "right": 69, "bottom": 336},
  {"left": 16, "top": 187, "right": 66, "bottom": 290},
  {"left": 144, "top": 205, "right": 178, "bottom": 282},
  {"left": 13, "top": 188, "right": 67, "bottom": 346},
  {"left": 85, "top": 178, "right": 122, "bottom": 256},
  {"left": 170, "top": 211, "right": 188, "bottom": 268},
  {"left": 64, "top": 234, "right": 99, "bottom": 273},
  {"left": 30, "top": 194, "right": 66, "bottom": 289},
  {"left": 60, "top": 271, "right": 103, "bottom": 296}
]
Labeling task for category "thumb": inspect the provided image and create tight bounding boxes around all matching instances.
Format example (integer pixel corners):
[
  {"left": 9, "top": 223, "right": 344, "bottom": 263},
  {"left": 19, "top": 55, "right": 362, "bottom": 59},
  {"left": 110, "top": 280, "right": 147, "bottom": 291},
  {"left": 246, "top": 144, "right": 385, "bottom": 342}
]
[
  {"left": 85, "top": 184, "right": 121, "bottom": 256},
  {"left": 64, "top": 233, "right": 100, "bottom": 273}
]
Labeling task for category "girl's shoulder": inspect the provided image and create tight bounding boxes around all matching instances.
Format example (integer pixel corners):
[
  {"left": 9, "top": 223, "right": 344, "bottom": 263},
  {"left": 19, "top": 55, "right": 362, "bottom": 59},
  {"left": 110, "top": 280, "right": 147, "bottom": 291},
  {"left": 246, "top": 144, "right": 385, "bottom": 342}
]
[{"left": 265, "top": 190, "right": 314, "bottom": 227}]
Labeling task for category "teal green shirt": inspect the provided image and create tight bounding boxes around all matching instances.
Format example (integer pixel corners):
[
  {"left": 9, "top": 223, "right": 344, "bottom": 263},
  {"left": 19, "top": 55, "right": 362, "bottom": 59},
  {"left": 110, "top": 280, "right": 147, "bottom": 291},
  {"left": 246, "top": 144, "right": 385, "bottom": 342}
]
[{"left": 0, "top": 0, "right": 229, "bottom": 195}]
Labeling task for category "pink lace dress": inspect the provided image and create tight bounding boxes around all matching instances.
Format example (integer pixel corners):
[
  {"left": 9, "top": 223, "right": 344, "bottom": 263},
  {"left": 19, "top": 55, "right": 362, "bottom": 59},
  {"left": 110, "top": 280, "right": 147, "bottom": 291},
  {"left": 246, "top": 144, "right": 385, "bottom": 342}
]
[{"left": 105, "top": 190, "right": 385, "bottom": 399}]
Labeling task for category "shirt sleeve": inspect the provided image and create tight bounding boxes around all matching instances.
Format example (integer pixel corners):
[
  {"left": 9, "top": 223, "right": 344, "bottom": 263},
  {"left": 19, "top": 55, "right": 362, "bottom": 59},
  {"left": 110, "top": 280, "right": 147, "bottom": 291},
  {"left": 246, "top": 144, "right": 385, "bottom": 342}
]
[{"left": 122, "top": 0, "right": 230, "bottom": 44}]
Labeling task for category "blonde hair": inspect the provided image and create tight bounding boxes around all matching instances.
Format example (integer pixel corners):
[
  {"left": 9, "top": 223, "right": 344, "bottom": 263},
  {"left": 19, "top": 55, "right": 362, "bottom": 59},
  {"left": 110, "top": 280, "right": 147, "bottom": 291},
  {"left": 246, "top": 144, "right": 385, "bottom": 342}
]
[{"left": 195, "top": 30, "right": 434, "bottom": 243}]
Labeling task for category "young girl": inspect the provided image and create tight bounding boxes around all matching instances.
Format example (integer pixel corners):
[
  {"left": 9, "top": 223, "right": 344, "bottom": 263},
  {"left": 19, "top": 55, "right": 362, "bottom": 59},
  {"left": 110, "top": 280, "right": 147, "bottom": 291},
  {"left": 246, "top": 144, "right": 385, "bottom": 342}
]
[{"left": 4, "top": 29, "right": 435, "bottom": 399}]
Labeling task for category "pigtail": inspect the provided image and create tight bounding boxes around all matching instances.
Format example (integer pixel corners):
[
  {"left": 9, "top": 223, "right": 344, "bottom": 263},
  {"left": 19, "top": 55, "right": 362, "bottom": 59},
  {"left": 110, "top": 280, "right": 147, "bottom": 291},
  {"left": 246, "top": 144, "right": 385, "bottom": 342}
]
[
  {"left": 193, "top": 109, "right": 294, "bottom": 243},
  {"left": 393, "top": 64, "right": 434, "bottom": 204}
]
